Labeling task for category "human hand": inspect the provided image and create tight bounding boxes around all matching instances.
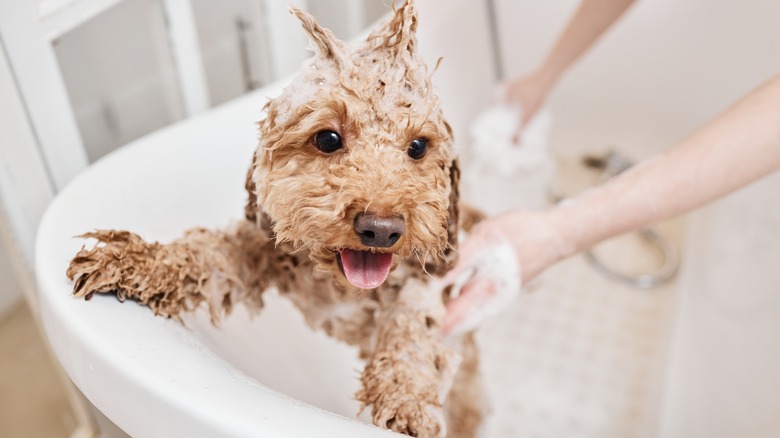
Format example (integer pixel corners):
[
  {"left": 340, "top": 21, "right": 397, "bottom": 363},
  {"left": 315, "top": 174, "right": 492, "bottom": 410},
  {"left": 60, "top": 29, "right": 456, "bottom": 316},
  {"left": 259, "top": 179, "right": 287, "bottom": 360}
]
[
  {"left": 499, "top": 70, "right": 555, "bottom": 143},
  {"left": 440, "top": 211, "right": 569, "bottom": 335},
  {"left": 439, "top": 224, "right": 520, "bottom": 337}
]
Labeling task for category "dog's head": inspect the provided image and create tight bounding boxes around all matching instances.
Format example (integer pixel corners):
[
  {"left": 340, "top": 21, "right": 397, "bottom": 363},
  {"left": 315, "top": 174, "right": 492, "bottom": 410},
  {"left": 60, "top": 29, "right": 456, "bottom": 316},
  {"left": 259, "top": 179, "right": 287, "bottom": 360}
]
[{"left": 246, "top": 0, "right": 459, "bottom": 289}]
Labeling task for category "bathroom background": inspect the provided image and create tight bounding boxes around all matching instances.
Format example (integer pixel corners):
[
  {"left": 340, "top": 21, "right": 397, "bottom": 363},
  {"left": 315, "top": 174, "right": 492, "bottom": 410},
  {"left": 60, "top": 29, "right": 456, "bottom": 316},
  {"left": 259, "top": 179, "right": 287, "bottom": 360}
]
[{"left": 1, "top": 0, "right": 779, "bottom": 437}]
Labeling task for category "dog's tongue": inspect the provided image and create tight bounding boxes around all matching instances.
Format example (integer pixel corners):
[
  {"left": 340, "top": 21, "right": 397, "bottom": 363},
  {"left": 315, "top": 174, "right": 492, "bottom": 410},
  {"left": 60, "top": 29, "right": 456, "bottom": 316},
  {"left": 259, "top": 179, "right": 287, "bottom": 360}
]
[{"left": 339, "top": 249, "right": 393, "bottom": 289}]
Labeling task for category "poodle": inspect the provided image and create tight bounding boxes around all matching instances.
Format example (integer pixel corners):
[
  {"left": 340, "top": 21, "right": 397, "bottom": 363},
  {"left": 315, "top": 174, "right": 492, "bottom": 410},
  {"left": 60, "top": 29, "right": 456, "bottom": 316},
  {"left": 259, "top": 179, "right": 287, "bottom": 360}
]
[{"left": 67, "top": 2, "right": 486, "bottom": 436}]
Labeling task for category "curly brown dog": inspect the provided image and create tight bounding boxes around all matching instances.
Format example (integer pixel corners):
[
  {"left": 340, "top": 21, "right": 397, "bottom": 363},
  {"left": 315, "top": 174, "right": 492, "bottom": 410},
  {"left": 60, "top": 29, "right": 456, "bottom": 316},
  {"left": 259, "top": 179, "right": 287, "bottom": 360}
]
[{"left": 67, "top": 2, "right": 486, "bottom": 436}]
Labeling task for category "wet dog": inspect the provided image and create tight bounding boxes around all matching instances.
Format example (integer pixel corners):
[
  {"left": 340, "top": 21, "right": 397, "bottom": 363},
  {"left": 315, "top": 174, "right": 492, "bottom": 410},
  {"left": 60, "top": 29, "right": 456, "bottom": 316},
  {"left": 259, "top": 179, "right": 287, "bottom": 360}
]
[{"left": 68, "top": 2, "right": 485, "bottom": 436}]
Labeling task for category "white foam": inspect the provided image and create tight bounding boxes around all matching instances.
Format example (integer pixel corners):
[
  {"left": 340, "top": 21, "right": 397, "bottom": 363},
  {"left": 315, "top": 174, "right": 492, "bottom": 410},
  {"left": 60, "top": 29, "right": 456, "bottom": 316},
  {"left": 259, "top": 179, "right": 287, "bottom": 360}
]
[
  {"left": 468, "top": 105, "right": 553, "bottom": 174},
  {"left": 443, "top": 236, "right": 521, "bottom": 337},
  {"left": 274, "top": 58, "right": 339, "bottom": 125},
  {"left": 463, "top": 104, "right": 556, "bottom": 214}
]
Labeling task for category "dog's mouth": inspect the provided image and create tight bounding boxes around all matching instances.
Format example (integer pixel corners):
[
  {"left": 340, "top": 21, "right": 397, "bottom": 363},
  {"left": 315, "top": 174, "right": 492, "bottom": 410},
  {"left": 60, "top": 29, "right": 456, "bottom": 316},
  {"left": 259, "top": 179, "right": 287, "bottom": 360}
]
[{"left": 337, "top": 249, "right": 394, "bottom": 289}]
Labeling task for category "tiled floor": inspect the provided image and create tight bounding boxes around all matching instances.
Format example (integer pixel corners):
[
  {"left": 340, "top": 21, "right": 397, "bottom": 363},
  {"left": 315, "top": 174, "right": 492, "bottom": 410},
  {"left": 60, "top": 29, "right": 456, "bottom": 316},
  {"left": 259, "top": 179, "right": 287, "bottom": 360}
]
[{"left": 0, "top": 302, "right": 75, "bottom": 437}]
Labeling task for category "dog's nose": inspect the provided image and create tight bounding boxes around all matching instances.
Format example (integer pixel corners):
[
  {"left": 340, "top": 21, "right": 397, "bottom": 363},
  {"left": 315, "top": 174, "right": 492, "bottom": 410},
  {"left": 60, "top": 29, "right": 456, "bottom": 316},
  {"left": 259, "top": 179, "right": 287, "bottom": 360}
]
[{"left": 354, "top": 213, "right": 405, "bottom": 248}]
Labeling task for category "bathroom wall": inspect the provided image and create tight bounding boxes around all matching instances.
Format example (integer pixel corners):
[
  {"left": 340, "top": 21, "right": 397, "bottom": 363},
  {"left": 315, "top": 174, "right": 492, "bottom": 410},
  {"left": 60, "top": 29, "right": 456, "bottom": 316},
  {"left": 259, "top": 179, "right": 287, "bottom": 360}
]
[
  {"left": 660, "top": 173, "right": 780, "bottom": 438},
  {"left": 0, "top": 41, "right": 54, "bottom": 320},
  {"left": 414, "top": 1, "right": 496, "bottom": 145},
  {"left": 53, "top": 0, "right": 390, "bottom": 162},
  {"left": 495, "top": 0, "right": 780, "bottom": 160},
  {"left": 53, "top": 0, "right": 184, "bottom": 162}
]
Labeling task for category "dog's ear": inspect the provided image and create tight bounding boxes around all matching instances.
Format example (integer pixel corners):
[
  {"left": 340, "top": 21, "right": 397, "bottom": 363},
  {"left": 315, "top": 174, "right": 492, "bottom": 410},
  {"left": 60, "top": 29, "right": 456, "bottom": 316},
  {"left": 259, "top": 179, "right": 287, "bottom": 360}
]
[
  {"left": 446, "top": 157, "right": 461, "bottom": 255},
  {"left": 426, "top": 155, "right": 460, "bottom": 277},
  {"left": 365, "top": 0, "right": 418, "bottom": 57},
  {"left": 244, "top": 153, "right": 259, "bottom": 223},
  {"left": 444, "top": 118, "right": 460, "bottom": 258},
  {"left": 290, "top": 6, "right": 349, "bottom": 67},
  {"left": 245, "top": 152, "right": 277, "bottom": 241}
]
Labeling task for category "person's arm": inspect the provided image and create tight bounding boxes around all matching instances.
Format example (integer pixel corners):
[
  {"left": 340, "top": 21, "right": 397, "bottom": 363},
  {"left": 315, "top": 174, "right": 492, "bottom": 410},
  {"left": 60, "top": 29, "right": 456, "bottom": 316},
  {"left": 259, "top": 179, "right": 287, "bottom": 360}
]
[
  {"left": 505, "top": 0, "right": 636, "bottom": 128},
  {"left": 539, "top": 0, "right": 636, "bottom": 86},
  {"left": 549, "top": 74, "right": 780, "bottom": 258},
  {"left": 445, "top": 74, "right": 780, "bottom": 333}
]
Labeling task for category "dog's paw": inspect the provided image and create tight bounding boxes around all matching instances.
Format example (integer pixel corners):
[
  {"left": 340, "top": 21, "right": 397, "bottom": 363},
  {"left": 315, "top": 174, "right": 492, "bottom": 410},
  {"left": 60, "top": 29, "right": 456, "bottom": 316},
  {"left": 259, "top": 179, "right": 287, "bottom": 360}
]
[
  {"left": 66, "top": 230, "right": 201, "bottom": 318},
  {"left": 68, "top": 230, "right": 147, "bottom": 300},
  {"left": 373, "top": 398, "right": 446, "bottom": 438}
]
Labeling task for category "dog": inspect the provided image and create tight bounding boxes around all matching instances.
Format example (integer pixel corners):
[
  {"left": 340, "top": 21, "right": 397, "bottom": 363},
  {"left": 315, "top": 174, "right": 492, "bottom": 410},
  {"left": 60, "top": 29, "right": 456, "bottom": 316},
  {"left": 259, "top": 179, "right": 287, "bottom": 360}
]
[{"left": 67, "top": 2, "right": 486, "bottom": 436}]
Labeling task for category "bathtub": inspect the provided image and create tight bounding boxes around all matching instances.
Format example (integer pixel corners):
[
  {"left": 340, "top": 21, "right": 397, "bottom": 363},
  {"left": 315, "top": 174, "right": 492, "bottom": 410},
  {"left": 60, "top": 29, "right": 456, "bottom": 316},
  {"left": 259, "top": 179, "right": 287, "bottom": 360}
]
[
  {"left": 35, "top": 1, "right": 780, "bottom": 437},
  {"left": 35, "top": 2, "right": 499, "bottom": 436}
]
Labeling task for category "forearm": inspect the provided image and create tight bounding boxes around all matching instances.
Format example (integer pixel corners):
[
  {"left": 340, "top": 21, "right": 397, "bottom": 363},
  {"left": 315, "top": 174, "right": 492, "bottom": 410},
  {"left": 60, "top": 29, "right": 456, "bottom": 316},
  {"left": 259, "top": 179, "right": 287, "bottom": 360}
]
[
  {"left": 538, "top": 0, "right": 635, "bottom": 83},
  {"left": 550, "top": 74, "right": 780, "bottom": 255}
]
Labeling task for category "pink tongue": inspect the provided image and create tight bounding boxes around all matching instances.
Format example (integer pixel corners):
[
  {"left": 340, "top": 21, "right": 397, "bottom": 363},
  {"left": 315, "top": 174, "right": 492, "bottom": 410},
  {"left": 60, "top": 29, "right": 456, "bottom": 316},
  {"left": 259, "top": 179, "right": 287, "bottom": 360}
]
[{"left": 339, "top": 249, "right": 394, "bottom": 289}]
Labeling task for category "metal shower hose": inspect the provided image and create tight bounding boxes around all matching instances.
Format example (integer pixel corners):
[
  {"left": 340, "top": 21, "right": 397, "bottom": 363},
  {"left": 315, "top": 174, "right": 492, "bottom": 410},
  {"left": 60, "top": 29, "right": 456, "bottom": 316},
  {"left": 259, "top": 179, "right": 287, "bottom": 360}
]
[{"left": 553, "top": 151, "right": 679, "bottom": 289}]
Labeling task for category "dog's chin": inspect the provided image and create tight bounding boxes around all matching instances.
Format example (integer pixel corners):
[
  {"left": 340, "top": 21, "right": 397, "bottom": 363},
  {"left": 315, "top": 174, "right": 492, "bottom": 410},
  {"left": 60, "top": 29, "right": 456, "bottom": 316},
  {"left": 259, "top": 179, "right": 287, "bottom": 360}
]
[{"left": 335, "top": 249, "right": 394, "bottom": 290}]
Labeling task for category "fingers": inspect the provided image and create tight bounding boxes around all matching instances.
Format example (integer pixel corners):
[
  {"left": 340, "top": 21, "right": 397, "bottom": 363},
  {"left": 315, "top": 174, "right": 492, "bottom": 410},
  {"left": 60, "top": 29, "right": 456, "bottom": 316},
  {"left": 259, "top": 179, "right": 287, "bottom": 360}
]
[
  {"left": 491, "top": 81, "right": 510, "bottom": 105},
  {"left": 440, "top": 226, "right": 485, "bottom": 284},
  {"left": 442, "top": 277, "right": 497, "bottom": 336},
  {"left": 510, "top": 106, "right": 524, "bottom": 145},
  {"left": 439, "top": 223, "right": 522, "bottom": 336},
  {"left": 440, "top": 254, "right": 467, "bottom": 285},
  {"left": 511, "top": 127, "right": 522, "bottom": 146},
  {"left": 441, "top": 221, "right": 499, "bottom": 282}
]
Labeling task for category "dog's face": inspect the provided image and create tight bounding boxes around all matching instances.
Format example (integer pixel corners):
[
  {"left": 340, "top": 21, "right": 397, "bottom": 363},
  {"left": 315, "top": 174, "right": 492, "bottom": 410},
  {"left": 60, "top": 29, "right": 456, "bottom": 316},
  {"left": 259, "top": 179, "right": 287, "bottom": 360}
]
[{"left": 247, "top": 1, "right": 458, "bottom": 289}]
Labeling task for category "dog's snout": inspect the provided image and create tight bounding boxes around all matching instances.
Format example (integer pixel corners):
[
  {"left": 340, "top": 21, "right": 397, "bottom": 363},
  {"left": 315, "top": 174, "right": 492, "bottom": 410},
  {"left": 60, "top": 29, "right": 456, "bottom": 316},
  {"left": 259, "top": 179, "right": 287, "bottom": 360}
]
[{"left": 354, "top": 213, "right": 405, "bottom": 248}]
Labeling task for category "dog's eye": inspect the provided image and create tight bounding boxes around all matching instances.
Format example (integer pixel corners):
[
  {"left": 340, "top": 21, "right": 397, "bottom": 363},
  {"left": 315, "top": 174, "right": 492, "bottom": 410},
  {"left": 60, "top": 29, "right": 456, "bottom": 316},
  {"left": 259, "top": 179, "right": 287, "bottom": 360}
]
[
  {"left": 314, "top": 130, "right": 343, "bottom": 153},
  {"left": 408, "top": 138, "right": 428, "bottom": 160}
]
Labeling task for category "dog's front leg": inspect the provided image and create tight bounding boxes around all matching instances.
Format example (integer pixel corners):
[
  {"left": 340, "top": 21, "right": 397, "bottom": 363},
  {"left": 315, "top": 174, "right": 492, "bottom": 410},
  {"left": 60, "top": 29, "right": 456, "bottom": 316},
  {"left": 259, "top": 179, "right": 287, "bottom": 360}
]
[
  {"left": 67, "top": 220, "right": 279, "bottom": 323},
  {"left": 357, "top": 279, "right": 458, "bottom": 438}
]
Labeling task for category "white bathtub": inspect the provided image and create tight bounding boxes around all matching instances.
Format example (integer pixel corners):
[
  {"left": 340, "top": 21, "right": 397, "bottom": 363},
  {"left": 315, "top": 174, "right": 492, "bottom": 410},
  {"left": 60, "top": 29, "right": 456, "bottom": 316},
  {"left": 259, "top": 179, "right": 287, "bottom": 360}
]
[
  {"left": 35, "top": 2, "right": 499, "bottom": 436},
  {"left": 35, "top": 1, "right": 780, "bottom": 437}
]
